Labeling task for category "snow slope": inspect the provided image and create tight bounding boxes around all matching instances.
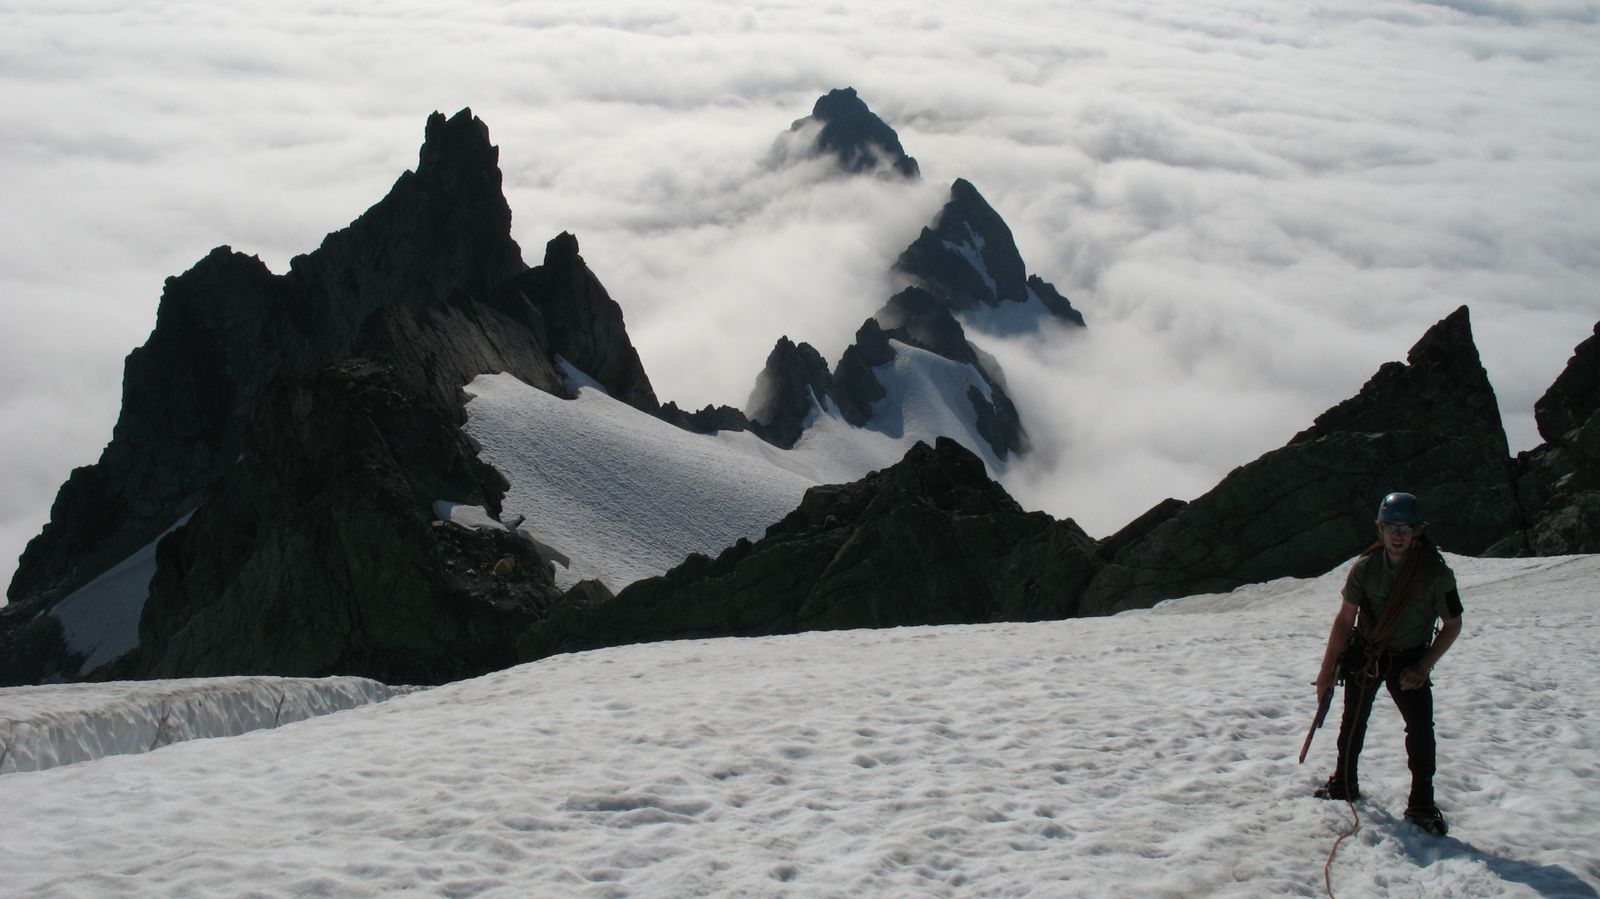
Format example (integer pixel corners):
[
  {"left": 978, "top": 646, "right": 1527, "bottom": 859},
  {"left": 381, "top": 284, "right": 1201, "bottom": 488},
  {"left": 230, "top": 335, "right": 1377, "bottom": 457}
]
[
  {"left": 46, "top": 512, "right": 192, "bottom": 679},
  {"left": 3, "top": 553, "right": 1595, "bottom": 898},
  {"left": 460, "top": 348, "right": 1005, "bottom": 592}
]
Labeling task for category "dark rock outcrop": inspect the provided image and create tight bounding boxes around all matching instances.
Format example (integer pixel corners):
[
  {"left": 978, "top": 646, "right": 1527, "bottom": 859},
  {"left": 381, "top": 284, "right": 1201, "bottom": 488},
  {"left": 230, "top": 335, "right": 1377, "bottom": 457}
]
[
  {"left": 792, "top": 87, "right": 920, "bottom": 179},
  {"left": 131, "top": 360, "right": 557, "bottom": 683},
  {"left": 658, "top": 402, "right": 751, "bottom": 435},
  {"left": 1, "top": 110, "right": 657, "bottom": 685},
  {"left": 896, "top": 179, "right": 1085, "bottom": 329},
  {"left": 747, "top": 337, "right": 835, "bottom": 449},
  {"left": 1534, "top": 322, "right": 1600, "bottom": 442},
  {"left": 516, "top": 437, "right": 1100, "bottom": 662},
  {"left": 1082, "top": 306, "right": 1522, "bottom": 612},
  {"left": 9, "top": 110, "right": 526, "bottom": 618},
  {"left": 740, "top": 287, "right": 1028, "bottom": 461},
  {"left": 1490, "top": 321, "right": 1600, "bottom": 555},
  {"left": 873, "top": 287, "right": 1027, "bottom": 459},
  {"left": 831, "top": 318, "right": 896, "bottom": 426},
  {"left": 493, "top": 232, "right": 660, "bottom": 416}
]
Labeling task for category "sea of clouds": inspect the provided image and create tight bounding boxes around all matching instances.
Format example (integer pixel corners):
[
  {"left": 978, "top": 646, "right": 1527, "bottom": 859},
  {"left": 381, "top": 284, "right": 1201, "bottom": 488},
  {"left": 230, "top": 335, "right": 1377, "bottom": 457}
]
[{"left": 3, "top": 0, "right": 1598, "bottom": 594}]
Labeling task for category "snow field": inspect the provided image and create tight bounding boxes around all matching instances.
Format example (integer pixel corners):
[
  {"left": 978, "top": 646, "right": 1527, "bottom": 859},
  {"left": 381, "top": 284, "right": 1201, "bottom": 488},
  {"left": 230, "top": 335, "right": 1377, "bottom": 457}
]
[
  {"left": 460, "top": 348, "right": 1006, "bottom": 594},
  {"left": 2, "top": 553, "right": 1595, "bottom": 897}
]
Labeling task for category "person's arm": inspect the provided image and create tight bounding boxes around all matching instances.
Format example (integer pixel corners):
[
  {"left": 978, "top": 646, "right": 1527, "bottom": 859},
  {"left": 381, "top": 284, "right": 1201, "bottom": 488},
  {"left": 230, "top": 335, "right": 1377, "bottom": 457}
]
[
  {"left": 1401, "top": 616, "right": 1461, "bottom": 690},
  {"left": 1316, "top": 601, "right": 1359, "bottom": 703}
]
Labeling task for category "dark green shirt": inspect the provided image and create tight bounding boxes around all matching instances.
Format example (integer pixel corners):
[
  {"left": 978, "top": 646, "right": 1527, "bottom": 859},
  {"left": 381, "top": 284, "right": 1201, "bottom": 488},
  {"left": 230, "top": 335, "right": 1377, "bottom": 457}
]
[{"left": 1341, "top": 549, "right": 1461, "bottom": 651}]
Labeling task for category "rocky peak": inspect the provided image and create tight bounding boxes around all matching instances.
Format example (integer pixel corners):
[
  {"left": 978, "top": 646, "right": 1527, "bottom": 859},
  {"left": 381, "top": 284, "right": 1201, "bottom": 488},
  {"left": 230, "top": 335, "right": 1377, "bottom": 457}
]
[
  {"left": 894, "top": 179, "right": 1084, "bottom": 329},
  {"left": 1492, "top": 319, "right": 1600, "bottom": 556},
  {"left": 793, "top": 87, "right": 920, "bottom": 179},
  {"left": 747, "top": 337, "right": 833, "bottom": 449},
  {"left": 9, "top": 109, "right": 529, "bottom": 615},
  {"left": 1085, "top": 306, "right": 1521, "bottom": 612},
  {"left": 417, "top": 109, "right": 502, "bottom": 187},
  {"left": 489, "top": 232, "right": 660, "bottom": 415},
  {"left": 1534, "top": 321, "right": 1600, "bottom": 444},
  {"left": 876, "top": 287, "right": 980, "bottom": 365},
  {"left": 823, "top": 288, "right": 1025, "bottom": 461},
  {"left": 831, "top": 318, "right": 896, "bottom": 427},
  {"left": 290, "top": 108, "right": 524, "bottom": 324},
  {"left": 1292, "top": 306, "right": 1507, "bottom": 459},
  {"left": 1, "top": 110, "right": 658, "bottom": 686}
]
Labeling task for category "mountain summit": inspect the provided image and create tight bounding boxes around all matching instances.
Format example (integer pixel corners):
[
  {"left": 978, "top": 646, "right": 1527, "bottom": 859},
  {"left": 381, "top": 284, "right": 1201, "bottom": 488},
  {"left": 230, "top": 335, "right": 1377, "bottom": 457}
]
[
  {"left": 897, "top": 178, "right": 1086, "bottom": 331},
  {"left": 790, "top": 87, "right": 920, "bottom": 179}
]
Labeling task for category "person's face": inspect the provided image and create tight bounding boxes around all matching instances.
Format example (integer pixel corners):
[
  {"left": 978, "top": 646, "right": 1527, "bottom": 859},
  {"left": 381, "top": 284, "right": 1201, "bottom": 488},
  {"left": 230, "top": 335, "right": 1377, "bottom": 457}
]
[{"left": 1378, "top": 521, "right": 1419, "bottom": 560}]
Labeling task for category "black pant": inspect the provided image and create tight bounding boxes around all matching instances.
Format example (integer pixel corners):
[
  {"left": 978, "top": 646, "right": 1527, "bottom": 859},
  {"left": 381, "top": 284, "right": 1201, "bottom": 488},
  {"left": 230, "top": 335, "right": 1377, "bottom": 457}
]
[{"left": 1332, "top": 645, "right": 1436, "bottom": 805}]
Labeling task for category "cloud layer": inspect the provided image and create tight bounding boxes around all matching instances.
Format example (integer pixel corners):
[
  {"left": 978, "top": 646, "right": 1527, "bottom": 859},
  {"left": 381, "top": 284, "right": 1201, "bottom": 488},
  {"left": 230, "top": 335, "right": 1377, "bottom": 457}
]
[{"left": 3, "top": 0, "right": 1598, "bottom": 588}]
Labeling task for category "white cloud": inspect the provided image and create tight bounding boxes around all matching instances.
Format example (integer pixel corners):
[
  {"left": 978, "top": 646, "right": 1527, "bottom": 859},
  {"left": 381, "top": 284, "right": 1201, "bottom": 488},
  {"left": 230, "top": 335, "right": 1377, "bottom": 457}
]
[{"left": 2, "top": 0, "right": 1598, "bottom": 588}]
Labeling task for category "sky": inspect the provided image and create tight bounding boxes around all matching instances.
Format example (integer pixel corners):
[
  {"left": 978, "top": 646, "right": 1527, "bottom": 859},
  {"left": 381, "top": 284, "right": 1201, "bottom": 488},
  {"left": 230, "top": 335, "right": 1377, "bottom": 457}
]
[
  {"left": 3, "top": 0, "right": 1599, "bottom": 590},
  {"left": 5, "top": 551, "right": 1598, "bottom": 896}
]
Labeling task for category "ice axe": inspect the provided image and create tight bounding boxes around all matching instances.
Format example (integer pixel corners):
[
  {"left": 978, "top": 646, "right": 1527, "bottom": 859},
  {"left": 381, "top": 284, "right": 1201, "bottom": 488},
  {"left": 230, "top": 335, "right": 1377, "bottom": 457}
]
[{"left": 1299, "top": 689, "right": 1334, "bottom": 764}]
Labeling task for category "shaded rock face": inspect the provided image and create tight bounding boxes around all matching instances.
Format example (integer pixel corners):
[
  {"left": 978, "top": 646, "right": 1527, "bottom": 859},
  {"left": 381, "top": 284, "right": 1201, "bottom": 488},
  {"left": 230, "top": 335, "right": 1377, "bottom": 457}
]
[
  {"left": 1491, "top": 321, "right": 1600, "bottom": 556},
  {"left": 516, "top": 437, "right": 1101, "bottom": 663},
  {"left": 740, "top": 288, "right": 1028, "bottom": 460},
  {"left": 494, "top": 232, "right": 661, "bottom": 417},
  {"left": 747, "top": 337, "right": 834, "bottom": 449},
  {"left": 832, "top": 318, "right": 896, "bottom": 427},
  {"left": 794, "top": 87, "right": 920, "bottom": 179},
  {"left": 1534, "top": 322, "right": 1600, "bottom": 443},
  {"left": 1083, "top": 306, "right": 1522, "bottom": 612},
  {"left": 8, "top": 109, "right": 525, "bottom": 618},
  {"left": 658, "top": 402, "right": 751, "bottom": 436},
  {"left": 2, "top": 109, "right": 657, "bottom": 686},
  {"left": 895, "top": 179, "right": 1085, "bottom": 329},
  {"left": 132, "top": 360, "right": 558, "bottom": 684},
  {"left": 874, "top": 288, "right": 1027, "bottom": 459}
]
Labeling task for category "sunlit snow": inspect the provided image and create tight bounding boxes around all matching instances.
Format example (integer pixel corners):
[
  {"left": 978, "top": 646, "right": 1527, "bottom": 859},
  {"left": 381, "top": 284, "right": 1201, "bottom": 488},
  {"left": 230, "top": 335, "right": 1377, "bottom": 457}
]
[
  {"left": 2, "top": 554, "right": 1595, "bottom": 897},
  {"left": 460, "top": 348, "right": 1005, "bottom": 592}
]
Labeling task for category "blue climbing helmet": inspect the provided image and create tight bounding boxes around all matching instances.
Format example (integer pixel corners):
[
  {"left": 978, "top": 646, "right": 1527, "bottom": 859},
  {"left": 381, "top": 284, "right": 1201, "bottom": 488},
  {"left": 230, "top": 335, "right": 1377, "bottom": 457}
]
[{"left": 1375, "top": 492, "right": 1423, "bottom": 524}]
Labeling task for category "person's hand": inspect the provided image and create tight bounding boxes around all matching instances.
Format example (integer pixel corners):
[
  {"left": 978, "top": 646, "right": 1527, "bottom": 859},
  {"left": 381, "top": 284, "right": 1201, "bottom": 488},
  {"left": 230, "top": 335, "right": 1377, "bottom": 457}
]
[
  {"left": 1400, "top": 664, "right": 1431, "bottom": 690},
  {"left": 1315, "top": 669, "right": 1336, "bottom": 704}
]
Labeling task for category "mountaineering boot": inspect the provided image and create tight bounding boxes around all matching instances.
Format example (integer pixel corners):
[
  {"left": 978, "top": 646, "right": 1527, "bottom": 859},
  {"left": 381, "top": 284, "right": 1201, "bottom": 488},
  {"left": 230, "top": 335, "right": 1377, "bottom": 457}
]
[
  {"left": 1313, "top": 777, "right": 1360, "bottom": 801},
  {"left": 1404, "top": 803, "right": 1448, "bottom": 836}
]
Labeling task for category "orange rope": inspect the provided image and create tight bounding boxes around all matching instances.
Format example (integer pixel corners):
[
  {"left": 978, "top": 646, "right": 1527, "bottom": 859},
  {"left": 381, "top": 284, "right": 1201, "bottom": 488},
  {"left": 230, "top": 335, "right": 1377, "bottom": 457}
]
[{"left": 1323, "top": 796, "right": 1358, "bottom": 898}]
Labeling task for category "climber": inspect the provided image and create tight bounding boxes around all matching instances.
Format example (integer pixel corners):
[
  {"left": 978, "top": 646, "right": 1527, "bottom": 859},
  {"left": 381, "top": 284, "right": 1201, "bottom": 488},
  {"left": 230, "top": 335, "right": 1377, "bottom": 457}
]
[{"left": 1312, "top": 492, "right": 1463, "bottom": 836}]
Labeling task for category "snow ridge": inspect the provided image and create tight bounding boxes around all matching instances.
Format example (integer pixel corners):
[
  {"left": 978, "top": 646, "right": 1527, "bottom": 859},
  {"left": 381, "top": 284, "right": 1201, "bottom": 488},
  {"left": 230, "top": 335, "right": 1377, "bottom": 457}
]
[{"left": 0, "top": 676, "right": 416, "bottom": 774}]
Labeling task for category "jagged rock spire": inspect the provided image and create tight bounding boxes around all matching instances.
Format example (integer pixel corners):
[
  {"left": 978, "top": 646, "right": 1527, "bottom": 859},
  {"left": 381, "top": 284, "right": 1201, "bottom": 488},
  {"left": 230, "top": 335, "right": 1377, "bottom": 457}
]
[
  {"left": 895, "top": 179, "right": 1084, "bottom": 329},
  {"left": 790, "top": 87, "right": 920, "bottom": 179},
  {"left": 1083, "top": 305, "right": 1521, "bottom": 612},
  {"left": 747, "top": 337, "right": 833, "bottom": 450},
  {"left": 0, "top": 110, "right": 654, "bottom": 686},
  {"left": 1493, "top": 320, "right": 1600, "bottom": 555}
]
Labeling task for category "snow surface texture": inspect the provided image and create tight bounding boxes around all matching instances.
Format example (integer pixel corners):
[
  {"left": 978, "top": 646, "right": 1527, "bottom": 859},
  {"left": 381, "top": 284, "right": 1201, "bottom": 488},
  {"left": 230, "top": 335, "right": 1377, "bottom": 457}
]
[
  {"left": 460, "top": 349, "right": 1004, "bottom": 593},
  {"left": 0, "top": 676, "right": 414, "bottom": 774},
  {"left": 3, "top": 554, "right": 1596, "bottom": 897}
]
